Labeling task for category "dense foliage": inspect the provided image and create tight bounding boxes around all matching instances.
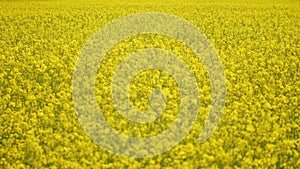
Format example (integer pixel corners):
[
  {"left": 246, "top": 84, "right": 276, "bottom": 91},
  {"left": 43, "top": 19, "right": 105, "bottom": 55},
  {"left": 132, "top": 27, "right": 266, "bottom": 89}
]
[{"left": 0, "top": 0, "right": 299, "bottom": 168}]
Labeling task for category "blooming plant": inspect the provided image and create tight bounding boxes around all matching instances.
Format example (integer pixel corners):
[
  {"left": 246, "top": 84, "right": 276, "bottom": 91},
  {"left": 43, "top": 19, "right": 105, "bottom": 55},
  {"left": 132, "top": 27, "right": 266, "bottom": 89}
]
[{"left": 0, "top": 0, "right": 299, "bottom": 168}]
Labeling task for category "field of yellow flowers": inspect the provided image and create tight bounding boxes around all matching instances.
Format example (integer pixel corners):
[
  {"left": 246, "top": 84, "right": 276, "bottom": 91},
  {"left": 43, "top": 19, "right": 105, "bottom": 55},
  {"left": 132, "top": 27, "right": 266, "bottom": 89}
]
[{"left": 0, "top": 0, "right": 299, "bottom": 168}]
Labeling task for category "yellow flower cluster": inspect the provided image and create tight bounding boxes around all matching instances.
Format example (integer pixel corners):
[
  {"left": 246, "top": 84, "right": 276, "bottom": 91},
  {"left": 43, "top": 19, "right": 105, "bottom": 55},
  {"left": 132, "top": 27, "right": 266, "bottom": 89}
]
[{"left": 0, "top": 0, "right": 299, "bottom": 168}]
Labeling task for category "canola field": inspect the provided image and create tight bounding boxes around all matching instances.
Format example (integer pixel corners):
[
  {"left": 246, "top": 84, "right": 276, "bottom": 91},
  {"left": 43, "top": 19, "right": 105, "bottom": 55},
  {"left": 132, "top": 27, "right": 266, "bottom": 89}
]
[{"left": 0, "top": 0, "right": 299, "bottom": 168}]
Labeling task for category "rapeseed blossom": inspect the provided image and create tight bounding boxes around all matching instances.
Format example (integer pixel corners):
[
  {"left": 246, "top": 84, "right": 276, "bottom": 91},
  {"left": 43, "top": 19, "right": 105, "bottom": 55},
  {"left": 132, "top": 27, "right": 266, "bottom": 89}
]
[{"left": 0, "top": 0, "right": 299, "bottom": 168}]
